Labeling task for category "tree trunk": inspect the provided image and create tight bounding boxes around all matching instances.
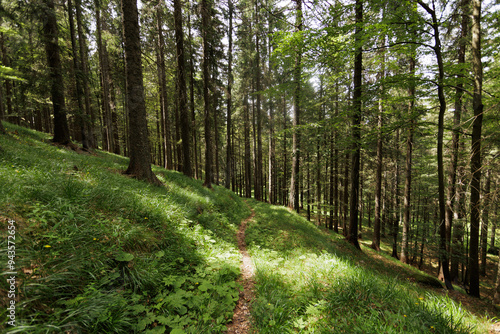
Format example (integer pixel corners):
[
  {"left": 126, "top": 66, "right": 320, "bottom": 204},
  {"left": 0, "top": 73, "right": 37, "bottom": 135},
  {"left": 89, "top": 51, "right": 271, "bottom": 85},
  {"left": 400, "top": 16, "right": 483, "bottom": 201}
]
[
  {"left": 121, "top": 0, "right": 160, "bottom": 185},
  {"left": 68, "top": 0, "right": 88, "bottom": 149},
  {"left": 391, "top": 128, "right": 400, "bottom": 259},
  {"left": 469, "top": 0, "right": 483, "bottom": 298},
  {"left": 448, "top": 0, "right": 468, "bottom": 278},
  {"left": 401, "top": 53, "right": 415, "bottom": 265},
  {"left": 42, "top": 0, "right": 71, "bottom": 145},
  {"left": 188, "top": 8, "right": 198, "bottom": 178},
  {"left": 225, "top": 0, "right": 233, "bottom": 189},
  {"left": 289, "top": 0, "right": 302, "bottom": 212},
  {"left": 201, "top": 0, "right": 213, "bottom": 188},
  {"left": 174, "top": 0, "right": 192, "bottom": 177},
  {"left": 417, "top": 0, "right": 453, "bottom": 291},
  {"left": 244, "top": 95, "right": 252, "bottom": 197},
  {"left": 156, "top": 3, "right": 172, "bottom": 169},
  {"left": 348, "top": 0, "right": 362, "bottom": 250},
  {"left": 75, "top": 0, "right": 93, "bottom": 149}
]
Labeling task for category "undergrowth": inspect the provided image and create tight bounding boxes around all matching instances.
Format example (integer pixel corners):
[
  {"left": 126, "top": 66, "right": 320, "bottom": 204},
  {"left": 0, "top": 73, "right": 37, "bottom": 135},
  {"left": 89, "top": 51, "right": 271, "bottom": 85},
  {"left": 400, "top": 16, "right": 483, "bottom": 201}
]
[
  {"left": 246, "top": 200, "right": 492, "bottom": 333},
  {"left": 0, "top": 123, "right": 250, "bottom": 333}
]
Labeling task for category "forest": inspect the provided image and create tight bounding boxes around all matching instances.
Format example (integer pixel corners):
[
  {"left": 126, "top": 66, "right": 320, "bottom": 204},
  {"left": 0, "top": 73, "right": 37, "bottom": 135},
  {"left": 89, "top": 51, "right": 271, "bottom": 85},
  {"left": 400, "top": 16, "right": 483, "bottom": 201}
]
[{"left": 0, "top": 0, "right": 500, "bottom": 332}]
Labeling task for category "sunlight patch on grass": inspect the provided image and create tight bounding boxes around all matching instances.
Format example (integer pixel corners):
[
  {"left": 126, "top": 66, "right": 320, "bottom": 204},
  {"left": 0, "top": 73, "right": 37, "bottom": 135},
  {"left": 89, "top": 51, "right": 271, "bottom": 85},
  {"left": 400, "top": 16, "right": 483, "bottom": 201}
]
[
  {"left": 0, "top": 123, "right": 249, "bottom": 333},
  {"left": 246, "top": 200, "right": 491, "bottom": 334}
]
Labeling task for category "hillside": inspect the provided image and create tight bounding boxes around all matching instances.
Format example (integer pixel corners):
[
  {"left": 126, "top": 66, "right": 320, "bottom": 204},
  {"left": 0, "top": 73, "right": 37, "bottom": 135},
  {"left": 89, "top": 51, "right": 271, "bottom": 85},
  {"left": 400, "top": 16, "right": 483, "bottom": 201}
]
[
  {"left": 0, "top": 123, "right": 496, "bottom": 333},
  {"left": 0, "top": 124, "right": 250, "bottom": 333}
]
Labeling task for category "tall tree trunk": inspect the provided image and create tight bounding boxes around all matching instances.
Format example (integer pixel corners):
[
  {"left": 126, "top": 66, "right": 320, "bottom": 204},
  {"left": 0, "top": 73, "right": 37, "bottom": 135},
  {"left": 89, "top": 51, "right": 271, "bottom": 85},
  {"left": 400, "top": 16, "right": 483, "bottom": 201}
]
[
  {"left": 75, "top": 0, "right": 92, "bottom": 149},
  {"left": 289, "top": 0, "right": 302, "bottom": 212},
  {"left": 68, "top": 0, "right": 87, "bottom": 149},
  {"left": 448, "top": 0, "right": 468, "bottom": 278},
  {"left": 244, "top": 95, "right": 252, "bottom": 197},
  {"left": 283, "top": 95, "right": 288, "bottom": 205},
  {"left": 268, "top": 22, "right": 275, "bottom": 204},
  {"left": 348, "top": 0, "right": 362, "bottom": 250},
  {"left": 121, "top": 0, "right": 160, "bottom": 185},
  {"left": 225, "top": 0, "right": 233, "bottom": 189},
  {"left": 96, "top": 2, "right": 119, "bottom": 153},
  {"left": 254, "top": 0, "right": 263, "bottom": 200},
  {"left": 188, "top": 8, "right": 198, "bottom": 178},
  {"left": 42, "top": 0, "right": 71, "bottom": 145},
  {"left": 343, "top": 153, "right": 349, "bottom": 236},
  {"left": 401, "top": 53, "right": 415, "bottom": 265},
  {"left": 174, "top": 0, "right": 192, "bottom": 177},
  {"left": 157, "top": 2, "right": 172, "bottom": 169},
  {"left": 201, "top": 0, "right": 213, "bottom": 187},
  {"left": 469, "top": 0, "right": 483, "bottom": 297},
  {"left": 417, "top": 0, "right": 453, "bottom": 291},
  {"left": 334, "top": 84, "right": 339, "bottom": 233},
  {"left": 392, "top": 128, "right": 400, "bottom": 259}
]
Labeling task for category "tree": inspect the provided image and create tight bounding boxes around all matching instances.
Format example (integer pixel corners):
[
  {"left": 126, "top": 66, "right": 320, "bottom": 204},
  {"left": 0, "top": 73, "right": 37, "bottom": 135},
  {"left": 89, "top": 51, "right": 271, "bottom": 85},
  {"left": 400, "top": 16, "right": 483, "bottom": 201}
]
[
  {"left": 289, "top": 0, "right": 302, "bottom": 212},
  {"left": 202, "top": 0, "right": 213, "bottom": 188},
  {"left": 42, "top": 0, "right": 71, "bottom": 145},
  {"left": 449, "top": 0, "right": 468, "bottom": 282},
  {"left": 417, "top": 0, "right": 453, "bottom": 289},
  {"left": 174, "top": 0, "right": 192, "bottom": 177},
  {"left": 348, "top": 0, "right": 362, "bottom": 250},
  {"left": 67, "top": 0, "right": 88, "bottom": 149},
  {"left": 121, "top": 0, "right": 160, "bottom": 185},
  {"left": 225, "top": 0, "right": 234, "bottom": 189},
  {"left": 371, "top": 7, "right": 386, "bottom": 251},
  {"left": 469, "top": 0, "right": 483, "bottom": 297}
]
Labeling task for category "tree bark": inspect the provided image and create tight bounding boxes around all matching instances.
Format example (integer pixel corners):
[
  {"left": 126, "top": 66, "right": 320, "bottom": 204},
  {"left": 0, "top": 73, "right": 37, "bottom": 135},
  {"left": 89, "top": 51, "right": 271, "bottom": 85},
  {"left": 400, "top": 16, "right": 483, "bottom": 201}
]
[
  {"left": 348, "top": 0, "right": 362, "bottom": 250},
  {"left": 448, "top": 0, "right": 468, "bottom": 279},
  {"left": 156, "top": 2, "right": 172, "bottom": 170},
  {"left": 225, "top": 0, "right": 233, "bottom": 189},
  {"left": 201, "top": 0, "right": 213, "bottom": 187},
  {"left": 289, "top": 0, "right": 302, "bottom": 212},
  {"left": 417, "top": 0, "right": 453, "bottom": 291},
  {"left": 121, "top": 0, "right": 160, "bottom": 185},
  {"left": 400, "top": 54, "right": 415, "bottom": 265},
  {"left": 42, "top": 0, "right": 71, "bottom": 145},
  {"left": 75, "top": 0, "right": 93, "bottom": 149},
  {"left": 469, "top": 0, "right": 483, "bottom": 298},
  {"left": 68, "top": 0, "right": 88, "bottom": 149},
  {"left": 174, "top": 0, "right": 192, "bottom": 177},
  {"left": 187, "top": 8, "right": 198, "bottom": 178}
]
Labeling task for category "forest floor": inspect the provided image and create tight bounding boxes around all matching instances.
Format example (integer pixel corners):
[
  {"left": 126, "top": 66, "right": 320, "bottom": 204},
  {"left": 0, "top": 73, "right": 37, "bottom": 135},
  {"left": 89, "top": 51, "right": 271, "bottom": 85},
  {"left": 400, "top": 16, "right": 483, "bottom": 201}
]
[
  {"left": 226, "top": 202, "right": 255, "bottom": 334},
  {"left": 312, "top": 221, "right": 500, "bottom": 331},
  {"left": 0, "top": 123, "right": 497, "bottom": 333}
]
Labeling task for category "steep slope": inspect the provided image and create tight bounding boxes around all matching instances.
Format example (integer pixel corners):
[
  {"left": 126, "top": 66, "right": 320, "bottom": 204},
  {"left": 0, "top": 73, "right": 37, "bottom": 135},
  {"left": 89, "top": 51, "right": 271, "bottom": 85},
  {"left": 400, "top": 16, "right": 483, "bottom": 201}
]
[{"left": 0, "top": 123, "right": 250, "bottom": 333}]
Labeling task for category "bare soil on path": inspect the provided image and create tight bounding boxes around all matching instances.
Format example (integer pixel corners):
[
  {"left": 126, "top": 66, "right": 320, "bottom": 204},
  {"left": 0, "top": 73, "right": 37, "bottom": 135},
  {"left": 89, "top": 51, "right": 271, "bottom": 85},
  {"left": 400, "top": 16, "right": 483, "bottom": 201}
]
[{"left": 226, "top": 203, "right": 256, "bottom": 334}]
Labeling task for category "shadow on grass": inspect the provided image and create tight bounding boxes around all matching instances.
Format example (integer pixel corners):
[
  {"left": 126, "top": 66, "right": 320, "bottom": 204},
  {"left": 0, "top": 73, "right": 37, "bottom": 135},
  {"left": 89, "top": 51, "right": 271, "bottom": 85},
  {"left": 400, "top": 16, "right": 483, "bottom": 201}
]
[
  {"left": 246, "top": 200, "right": 488, "bottom": 334},
  {"left": 0, "top": 123, "right": 249, "bottom": 333}
]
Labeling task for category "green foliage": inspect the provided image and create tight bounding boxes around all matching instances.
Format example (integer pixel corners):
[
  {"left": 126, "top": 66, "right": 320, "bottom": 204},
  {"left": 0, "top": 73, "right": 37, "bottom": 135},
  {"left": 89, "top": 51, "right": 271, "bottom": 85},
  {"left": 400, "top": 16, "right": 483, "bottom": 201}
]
[
  {"left": 246, "top": 201, "right": 491, "bottom": 334},
  {"left": 0, "top": 123, "right": 250, "bottom": 333}
]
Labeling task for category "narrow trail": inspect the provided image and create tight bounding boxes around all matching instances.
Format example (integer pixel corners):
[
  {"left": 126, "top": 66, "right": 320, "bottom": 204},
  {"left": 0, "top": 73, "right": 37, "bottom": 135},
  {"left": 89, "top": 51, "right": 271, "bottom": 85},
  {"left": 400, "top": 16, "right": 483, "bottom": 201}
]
[{"left": 226, "top": 202, "right": 256, "bottom": 334}]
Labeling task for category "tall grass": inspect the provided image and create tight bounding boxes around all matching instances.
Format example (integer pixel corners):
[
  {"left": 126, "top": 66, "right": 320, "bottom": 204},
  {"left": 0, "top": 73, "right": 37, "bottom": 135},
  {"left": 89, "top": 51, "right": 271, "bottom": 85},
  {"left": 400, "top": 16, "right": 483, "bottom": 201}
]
[
  {"left": 246, "top": 201, "right": 491, "bottom": 333},
  {"left": 0, "top": 123, "right": 250, "bottom": 333}
]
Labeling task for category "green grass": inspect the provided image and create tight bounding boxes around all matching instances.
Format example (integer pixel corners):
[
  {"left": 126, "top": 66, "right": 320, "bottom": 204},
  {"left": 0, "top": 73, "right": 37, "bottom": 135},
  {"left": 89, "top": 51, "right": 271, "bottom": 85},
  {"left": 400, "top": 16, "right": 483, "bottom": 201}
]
[
  {"left": 0, "top": 123, "right": 250, "bottom": 333},
  {"left": 246, "top": 200, "right": 493, "bottom": 333}
]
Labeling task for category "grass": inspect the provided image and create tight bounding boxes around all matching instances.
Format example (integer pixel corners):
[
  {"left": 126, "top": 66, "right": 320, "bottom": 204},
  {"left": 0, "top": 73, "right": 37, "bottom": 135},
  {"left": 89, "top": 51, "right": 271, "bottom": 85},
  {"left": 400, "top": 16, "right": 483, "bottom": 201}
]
[
  {"left": 246, "top": 200, "right": 494, "bottom": 333},
  {"left": 0, "top": 123, "right": 496, "bottom": 333},
  {"left": 0, "top": 123, "right": 250, "bottom": 333}
]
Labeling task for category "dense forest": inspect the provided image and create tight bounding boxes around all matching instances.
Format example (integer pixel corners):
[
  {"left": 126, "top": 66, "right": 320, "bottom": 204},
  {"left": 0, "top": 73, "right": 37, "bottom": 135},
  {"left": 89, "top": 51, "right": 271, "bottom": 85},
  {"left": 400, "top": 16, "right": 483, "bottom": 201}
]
[{"left": 1, "top": 0, "right": 500, "bottom": 308}]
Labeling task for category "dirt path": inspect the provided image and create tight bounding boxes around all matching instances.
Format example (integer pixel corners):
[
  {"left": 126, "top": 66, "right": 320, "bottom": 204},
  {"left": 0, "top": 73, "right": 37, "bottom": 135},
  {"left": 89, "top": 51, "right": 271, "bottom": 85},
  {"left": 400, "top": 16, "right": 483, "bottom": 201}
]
[{"left": 226, "top": 203, "right": 256, "bottom": 334}]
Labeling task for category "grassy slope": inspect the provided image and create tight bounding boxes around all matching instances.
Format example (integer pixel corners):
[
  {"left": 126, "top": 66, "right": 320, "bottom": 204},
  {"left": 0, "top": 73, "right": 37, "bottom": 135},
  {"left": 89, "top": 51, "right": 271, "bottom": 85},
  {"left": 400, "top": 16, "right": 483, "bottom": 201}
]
[
  {"left": 245, "top": 200, "right": 494, "bottom": 333},
  {"left": 0, "top": 123, "right": 250, "bottom": 333}
]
